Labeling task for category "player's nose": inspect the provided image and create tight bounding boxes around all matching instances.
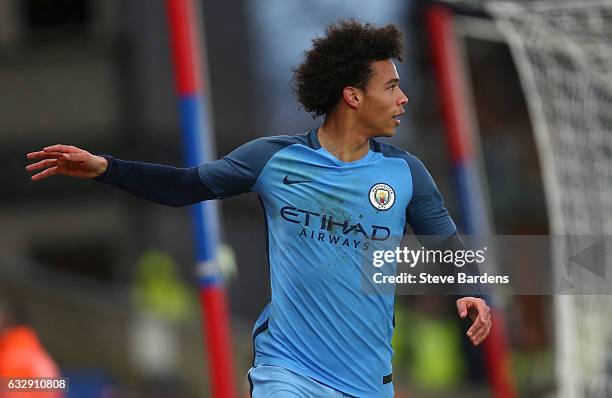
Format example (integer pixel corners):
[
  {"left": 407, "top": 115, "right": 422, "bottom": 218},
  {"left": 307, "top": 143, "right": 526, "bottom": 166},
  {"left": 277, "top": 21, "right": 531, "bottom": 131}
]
[{"left": 398, "top": 88, "right": 409, "bottom": 106}]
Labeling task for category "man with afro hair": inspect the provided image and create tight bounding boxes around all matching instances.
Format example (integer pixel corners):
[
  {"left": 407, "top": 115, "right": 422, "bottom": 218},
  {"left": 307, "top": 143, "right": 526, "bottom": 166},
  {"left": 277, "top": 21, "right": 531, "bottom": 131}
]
[{"left": 27, "top": 19, "right": 491, "bottom": 398}]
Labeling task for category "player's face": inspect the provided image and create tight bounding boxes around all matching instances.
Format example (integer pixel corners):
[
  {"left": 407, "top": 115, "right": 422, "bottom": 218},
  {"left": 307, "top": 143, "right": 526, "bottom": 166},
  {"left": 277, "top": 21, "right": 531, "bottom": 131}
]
[{"left": 358, "top": 59, "right": 408, "bottom": 137}]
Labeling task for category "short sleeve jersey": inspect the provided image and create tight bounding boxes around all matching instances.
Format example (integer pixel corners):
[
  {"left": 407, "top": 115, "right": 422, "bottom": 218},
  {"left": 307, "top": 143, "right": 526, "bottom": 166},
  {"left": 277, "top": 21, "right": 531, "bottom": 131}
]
[{"left": 198, "top": 129, "right": 456, "bottom": 397}]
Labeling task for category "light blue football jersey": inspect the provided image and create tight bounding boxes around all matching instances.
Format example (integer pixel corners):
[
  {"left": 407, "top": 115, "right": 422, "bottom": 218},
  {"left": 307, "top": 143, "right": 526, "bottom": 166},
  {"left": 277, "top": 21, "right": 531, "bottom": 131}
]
[{"left": 198, "top": 128, "right": 456, "bottom": 397}]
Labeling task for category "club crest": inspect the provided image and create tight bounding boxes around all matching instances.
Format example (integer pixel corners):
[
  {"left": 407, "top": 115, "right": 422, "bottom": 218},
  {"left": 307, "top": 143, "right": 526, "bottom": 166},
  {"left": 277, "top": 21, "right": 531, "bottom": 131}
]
[{"left": 369, "top": 183, "right": 395, "bottom": 211}]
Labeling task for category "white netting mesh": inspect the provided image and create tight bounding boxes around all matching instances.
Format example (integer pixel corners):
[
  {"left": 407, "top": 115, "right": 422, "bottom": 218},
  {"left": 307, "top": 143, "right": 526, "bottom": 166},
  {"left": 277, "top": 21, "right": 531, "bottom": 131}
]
[{"left": 487, "top": 1, "right": 612, "bottom": 397}]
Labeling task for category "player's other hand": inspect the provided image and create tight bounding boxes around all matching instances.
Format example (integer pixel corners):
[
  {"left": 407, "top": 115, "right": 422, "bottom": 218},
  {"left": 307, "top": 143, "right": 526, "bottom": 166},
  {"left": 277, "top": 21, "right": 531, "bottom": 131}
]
[
  {"left": 26, "top": 144, "right": 108, "bottom": 181},
  {"left": 456, "top": 297, "right": 491, "bottom": 346}
]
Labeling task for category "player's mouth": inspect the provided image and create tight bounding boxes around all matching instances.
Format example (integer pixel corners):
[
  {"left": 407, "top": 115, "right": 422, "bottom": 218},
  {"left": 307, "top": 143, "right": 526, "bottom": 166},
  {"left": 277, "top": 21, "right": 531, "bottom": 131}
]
[{"left": 392, "top": 111, "right": 405, "bottom": 126}]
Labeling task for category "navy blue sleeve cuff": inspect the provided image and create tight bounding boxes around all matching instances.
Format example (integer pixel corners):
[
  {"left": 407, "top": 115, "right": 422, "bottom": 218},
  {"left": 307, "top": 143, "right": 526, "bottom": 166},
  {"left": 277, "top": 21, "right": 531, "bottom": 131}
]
[
  {"left": 433, "top": 232, "right": 486, "bottom": 300},
  {"left": 93, "top": 155, "right": 115, "bottom": 183}
]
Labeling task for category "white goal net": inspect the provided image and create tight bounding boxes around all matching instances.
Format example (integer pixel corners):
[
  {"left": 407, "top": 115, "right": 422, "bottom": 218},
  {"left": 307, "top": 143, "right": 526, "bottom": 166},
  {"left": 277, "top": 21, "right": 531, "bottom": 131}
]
[{"left": 486, "top": 1, "right": 612, "bottom": 397}]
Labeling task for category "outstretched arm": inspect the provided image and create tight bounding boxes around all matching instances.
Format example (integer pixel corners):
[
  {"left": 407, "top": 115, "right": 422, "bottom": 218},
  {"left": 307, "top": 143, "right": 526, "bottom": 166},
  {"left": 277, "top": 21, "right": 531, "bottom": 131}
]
[
  {"left": 26, "top": 137, "right": 292, "bottom": 206},
  {"left": 26, "top": 144, "right": 215, "bottom": 207}
]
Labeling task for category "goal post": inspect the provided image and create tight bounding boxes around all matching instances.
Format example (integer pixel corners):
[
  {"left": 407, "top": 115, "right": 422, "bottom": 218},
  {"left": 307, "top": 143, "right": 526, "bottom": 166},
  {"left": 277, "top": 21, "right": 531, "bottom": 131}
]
[
  {"left": 436, "top": 1, "right": 612, "bottom": 397},
  {"left": 486, "top": 2, "right": 612, "bottom": 397}
]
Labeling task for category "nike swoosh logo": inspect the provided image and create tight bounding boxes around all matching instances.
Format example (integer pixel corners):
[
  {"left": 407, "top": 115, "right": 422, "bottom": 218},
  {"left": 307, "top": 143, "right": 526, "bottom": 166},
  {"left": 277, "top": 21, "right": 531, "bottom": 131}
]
[{"left": 283, "top": 175, "right": 312, "bottom": 185}]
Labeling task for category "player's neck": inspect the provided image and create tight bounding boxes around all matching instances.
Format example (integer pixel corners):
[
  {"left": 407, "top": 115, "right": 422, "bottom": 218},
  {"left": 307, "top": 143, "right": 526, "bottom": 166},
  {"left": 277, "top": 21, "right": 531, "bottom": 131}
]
[{"left": 318, "top": 116, "right": 370, "bottom": 163}]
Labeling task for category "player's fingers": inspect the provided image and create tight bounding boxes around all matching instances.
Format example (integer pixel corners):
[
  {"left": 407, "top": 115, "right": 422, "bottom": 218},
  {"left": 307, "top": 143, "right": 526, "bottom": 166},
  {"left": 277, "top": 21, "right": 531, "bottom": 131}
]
[
  {"left": 25, "top": 158, "right": 57, "bottom": 172},
  {"left": 477, "top": 302, "right": 491, "bottom": 324},
  {"left": 470, "top": 328, "right": 485, "bottom": 345},
  {"left": 456, "top": 299, "right": 469, "bottom": 318},
  {"left": 26, "top": 150, "right": 64, "bottom": 160},
  {"left": 30, "top": 166, "right": 58, "bottom": 181},
  {"left": 472, "top": 314, "right": 493, "bottom": 343},
  {"left": 468, "top": 327, "right": 483, "bottom": 343},
  {"left": 467, "top": 299, "right": 489, "bottom": 328},
  {"left": 43, "top": 144, "right": 80, "bottom": 154},
  {"left": 481, "top": 319, "right": 493, "bottom": 340},
  {"left": 485, "top": 315, "right": 493, "bottom": 334},
  {"left": 467, "top": 316, "right": 486, "bottom": 340},
  {"left": 472, "top": 319, "right": 492, "bottom": 346},
  {"left": 471, "top": 320, "right": 488, "bottom": 341}
]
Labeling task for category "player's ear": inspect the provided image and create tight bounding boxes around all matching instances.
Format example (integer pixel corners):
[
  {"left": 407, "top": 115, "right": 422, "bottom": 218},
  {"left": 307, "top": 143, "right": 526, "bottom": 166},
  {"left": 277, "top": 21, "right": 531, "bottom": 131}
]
[{"left": 342, "top": 86, "right": 362, "bottom": 109}]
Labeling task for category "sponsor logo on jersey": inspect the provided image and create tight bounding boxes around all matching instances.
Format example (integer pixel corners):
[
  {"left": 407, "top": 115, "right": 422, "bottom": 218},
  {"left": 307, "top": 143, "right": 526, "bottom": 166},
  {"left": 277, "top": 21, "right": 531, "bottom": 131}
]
[
  {"left": 280, "top": 206, "right": 390, "bottom": 242},
  {"left": 369, "top": 183, "right": 395, "bottom": 210}
]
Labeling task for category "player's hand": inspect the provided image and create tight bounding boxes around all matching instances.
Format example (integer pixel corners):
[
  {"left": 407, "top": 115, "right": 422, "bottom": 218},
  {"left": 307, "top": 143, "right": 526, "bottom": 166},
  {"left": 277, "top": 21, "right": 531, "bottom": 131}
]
[
  {"left": 26, "top": 144, "right": 108, "bottom": 181},
  {"left": 456, "top": 297, "right": 491, "bottom": 346}
]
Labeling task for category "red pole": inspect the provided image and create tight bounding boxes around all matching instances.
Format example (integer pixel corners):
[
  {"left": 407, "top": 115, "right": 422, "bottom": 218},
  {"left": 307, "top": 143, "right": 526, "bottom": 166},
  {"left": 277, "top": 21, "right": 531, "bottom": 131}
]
[{"left": 165, "top": 1, "right": 236, "bottom": 397}]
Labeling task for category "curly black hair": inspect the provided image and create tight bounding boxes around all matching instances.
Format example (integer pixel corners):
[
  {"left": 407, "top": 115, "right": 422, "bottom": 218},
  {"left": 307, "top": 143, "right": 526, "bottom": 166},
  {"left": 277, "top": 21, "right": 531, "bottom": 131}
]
[{"left": 292, "top": 19, "right": 403, "bottom": 119}]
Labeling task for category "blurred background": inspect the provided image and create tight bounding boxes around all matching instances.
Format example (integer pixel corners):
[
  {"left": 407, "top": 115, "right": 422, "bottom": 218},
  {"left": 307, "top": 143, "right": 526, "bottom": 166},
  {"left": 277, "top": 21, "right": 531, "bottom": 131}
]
[{"left": 1, "top": 0, "right": 610, "bottom": 397}]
